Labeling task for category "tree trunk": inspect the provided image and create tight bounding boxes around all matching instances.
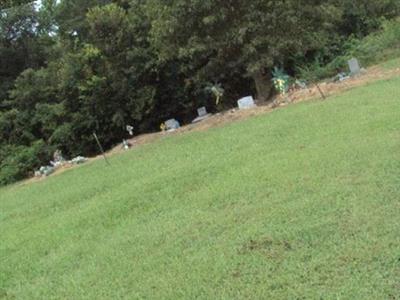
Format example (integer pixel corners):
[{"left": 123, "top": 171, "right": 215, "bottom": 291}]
[{"left": 252, "top": 70, "right": 273, "bottom": 102}]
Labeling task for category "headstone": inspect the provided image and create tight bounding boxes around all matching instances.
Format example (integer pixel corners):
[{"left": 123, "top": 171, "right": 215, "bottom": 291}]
[
  {"left": 39, "top": 166, "right": 55, "bottom": 177},
  {"left": 238, "top": 96, "right": 256, "bottom": 109},
  {"left": 197, "top": 107, "right": 207, "bottom": 117},
  {"left": 192, "top": 107, "right": 212, "bottom": 123},
  {"left": 165, "top": 119, "right": 180, "bottom": 131},
  {"left": 348, "top": 58, "right": 361, "bottom": 76},
  {"left": 69, "top": 156, "right": 88, "bottom": 165}
]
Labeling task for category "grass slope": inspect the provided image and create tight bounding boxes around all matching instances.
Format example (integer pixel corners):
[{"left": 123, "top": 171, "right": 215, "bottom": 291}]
[{"left": 1, "top": 77, "right": 400, "bottom": 299}]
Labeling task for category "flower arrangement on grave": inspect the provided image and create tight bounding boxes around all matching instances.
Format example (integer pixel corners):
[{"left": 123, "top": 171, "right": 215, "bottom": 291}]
[
  {"left": 206, "top": 83, "right": 224, "bottom": 105},
  {"left": 126, "top": 125, "right": 134, "bottom": 136},
  {"left": 122, "top": 140, "right": 131, "bottom": 150},
  {"left": 272, "top": 67, "right": 290, "bottom": 95},
  {"left": 160, "top": 123, "right": 166, "bottom": 132}
]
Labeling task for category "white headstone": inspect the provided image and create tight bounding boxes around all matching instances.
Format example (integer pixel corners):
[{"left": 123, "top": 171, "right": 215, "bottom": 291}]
[
  {"left": 165, "top": 119, "right": 180, "bottom": 130},
  {"left": 238, "top": 96, "right": 256, "bottom": 109},
  {"left": 348, "top": 58, "right": 361, "bottom": 75},
  {"left": 197, "top": 107, "right": 207, "bottom": 117}
]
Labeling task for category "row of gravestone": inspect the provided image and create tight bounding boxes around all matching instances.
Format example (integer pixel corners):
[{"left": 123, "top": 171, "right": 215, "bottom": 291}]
[
  {"left": 38, "top": 58, "right": 363, "bottom": 176},
  {"left": 154, "top": 58, "right": 363, "bottom": 132},
  {"left": 163, "top": 97, "right": 257, "bottom": 130},
  {"left": 348, "top": 58, "right": 362, "bottom": 76}
]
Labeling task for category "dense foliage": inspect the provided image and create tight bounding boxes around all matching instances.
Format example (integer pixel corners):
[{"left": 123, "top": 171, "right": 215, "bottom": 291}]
[{"left": 0, "top": 0, "right": 399, "bottom": 185}]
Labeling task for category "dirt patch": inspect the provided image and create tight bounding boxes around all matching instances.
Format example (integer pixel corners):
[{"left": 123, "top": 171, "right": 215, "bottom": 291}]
[
  {"left": 22, "top": 64, "right": 400, "bottom": 185},
  {"left": 239, "top": 237, "right": 293, "bottom": 260}
]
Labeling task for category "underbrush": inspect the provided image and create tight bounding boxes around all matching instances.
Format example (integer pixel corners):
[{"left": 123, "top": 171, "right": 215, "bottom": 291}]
[{"left": 299, "top": 18, "right": 400, "bottom": 81}]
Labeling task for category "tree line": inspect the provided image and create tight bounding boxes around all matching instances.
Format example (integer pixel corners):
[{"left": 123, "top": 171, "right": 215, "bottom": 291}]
[{"left": 1, "top": 0, "right": 399, "bottom": 185}]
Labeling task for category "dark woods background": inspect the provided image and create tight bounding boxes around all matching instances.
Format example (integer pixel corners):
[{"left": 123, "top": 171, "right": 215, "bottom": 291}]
[{"left": 0, "top": 0, "right": 399, "bottom": 184}]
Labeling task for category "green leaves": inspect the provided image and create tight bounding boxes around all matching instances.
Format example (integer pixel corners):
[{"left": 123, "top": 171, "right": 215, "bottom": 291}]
[
  {"left": 147, "top": 0, "right": 337, "bottom": 99},
  {"left": 0, "top": 0, "right": 32, "bottom": 10}
]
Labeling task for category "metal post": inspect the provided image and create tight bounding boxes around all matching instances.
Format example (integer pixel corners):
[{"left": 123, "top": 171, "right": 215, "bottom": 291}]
[
  {"left": 93, "top": 132, "right": 110, "bottom": 166},
  {"left": 316, "top": 83, "right": 326, "bottom": 100}
]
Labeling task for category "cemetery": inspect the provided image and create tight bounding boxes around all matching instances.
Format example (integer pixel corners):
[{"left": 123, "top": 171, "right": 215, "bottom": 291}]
[
  {"left": 28, "top": 56, "right": 381, "bottom": 182},
  {"left": 23, "top": 60, "right": 400, "bottom": 184},
  {"left": 1, "top": 1, "right": 400, "bottom": 299},
  {"left": 2, "top": 73, "right": 400, "bottom": 299}
]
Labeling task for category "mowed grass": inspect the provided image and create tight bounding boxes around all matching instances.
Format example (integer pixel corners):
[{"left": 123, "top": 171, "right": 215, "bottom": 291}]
[{"left": 1, "top": 77, "right": 400, "bottom": 299}]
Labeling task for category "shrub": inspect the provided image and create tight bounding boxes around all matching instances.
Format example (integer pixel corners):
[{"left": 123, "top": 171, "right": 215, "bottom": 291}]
[
  {"left": 298, "top": 18, "right": 400, "bottom": 81},
  {"left": 0, "top": 141, "right": 53, "bottom": 186}
]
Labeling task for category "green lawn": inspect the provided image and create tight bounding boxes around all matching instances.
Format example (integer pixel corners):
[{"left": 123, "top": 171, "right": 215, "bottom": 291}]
[{"left": 1, "top": 77, "right": 400, "bottom": 299}]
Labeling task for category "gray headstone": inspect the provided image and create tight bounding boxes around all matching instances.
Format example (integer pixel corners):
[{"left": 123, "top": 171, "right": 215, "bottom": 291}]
[
  {"left": 197, "top": 107, "right": 207, "bottom": 117},
  {"left": 39, "top": 166, "right": 55, "bottom": 177},
  {"left": 238, "top": 96, "right": 256, "bottom": 109},
  {"left": 192, "top": 107, "right": 212, "bottom": 124},
  {"left": 165, "top": 119, "right": 180, "bottom": 130},
  {"left": 348, "top": 58, "right": 361, "bottom": 75},
  {"left": 69, "top": 156, "right": 88, "bottom": 165}
]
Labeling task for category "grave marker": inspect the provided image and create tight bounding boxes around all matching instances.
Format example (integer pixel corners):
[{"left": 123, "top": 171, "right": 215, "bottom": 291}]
[
  {"left": 192, "top": 107, "right": 212, "bottom": 123},
  {"left": 197, "top": 107, "right": 207, "bottom": 117},
  {"left": 348, "top": 58, "right": 361, "bottom": 75},
  {"left": 238, "top": 96, "right": 256, "bottom": 109},
  {"left": 165, "top": 119, "right": 180, "bottom": 131}
]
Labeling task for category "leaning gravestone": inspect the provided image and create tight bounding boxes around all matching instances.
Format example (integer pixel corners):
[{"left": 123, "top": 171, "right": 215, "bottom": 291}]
[
  {"left": 165, "top": 119, "right": 180, "bottom": 131},
  {"left": 348, "top": 58, "right": 361, "bottom": 76},
  {"left": 197, "top": 107, "right": 207, "bottom": 117},
  {"left": 238, "top": 96, "right": 256, "bottom": 109},
  {"left": 192, "top": 107, "right": 211, "bottom": 123}
]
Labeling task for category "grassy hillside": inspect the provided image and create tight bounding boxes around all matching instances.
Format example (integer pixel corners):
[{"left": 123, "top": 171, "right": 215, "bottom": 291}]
[{"left": 1, "top": 76, "right": 400, "bottom": 299}]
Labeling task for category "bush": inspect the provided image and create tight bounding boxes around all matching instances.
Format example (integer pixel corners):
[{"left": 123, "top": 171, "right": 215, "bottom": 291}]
[
  {"left": 298, "top": 18, "right": 400, "bottom": 81},
  {"left": 352, "top": 18, "right": 400, "bottom": 65},
  {"left": 0, "top": 140, "right": 53, "bottom": 186}
]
